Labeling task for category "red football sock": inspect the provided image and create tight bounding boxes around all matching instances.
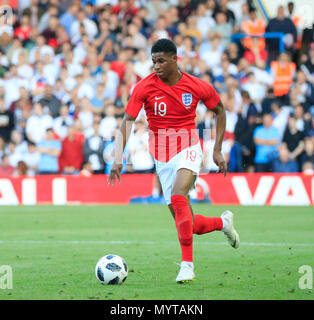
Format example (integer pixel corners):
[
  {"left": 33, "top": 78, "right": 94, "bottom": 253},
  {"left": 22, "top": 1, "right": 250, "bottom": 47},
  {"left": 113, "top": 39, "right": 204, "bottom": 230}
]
[
  {"left": 193, "top": 214, "right": 223, "bottom": 235},
  {"left": 171, "top": 195, "right": 193, "bottom": 262}
]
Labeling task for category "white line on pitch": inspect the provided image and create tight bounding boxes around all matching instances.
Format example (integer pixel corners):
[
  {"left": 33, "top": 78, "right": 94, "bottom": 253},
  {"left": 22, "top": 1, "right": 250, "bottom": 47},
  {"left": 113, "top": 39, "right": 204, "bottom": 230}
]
[{"left": 0, "top": 240, "right": 313, "bottom": 247}]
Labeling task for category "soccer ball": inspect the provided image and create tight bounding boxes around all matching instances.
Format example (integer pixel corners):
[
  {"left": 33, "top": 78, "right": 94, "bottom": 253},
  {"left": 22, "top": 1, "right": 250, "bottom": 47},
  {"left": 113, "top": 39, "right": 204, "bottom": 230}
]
[{"left": 95, "top": 254, "right": 128, "bottom": 285}]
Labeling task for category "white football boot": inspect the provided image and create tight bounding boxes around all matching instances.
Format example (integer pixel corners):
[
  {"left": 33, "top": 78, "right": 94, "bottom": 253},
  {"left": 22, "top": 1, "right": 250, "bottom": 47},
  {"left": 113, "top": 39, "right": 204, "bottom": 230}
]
[
  {"left": 176, "top": 261, "right": 195, "bottom": 283},
  {"left": 221, "top": 210, "right": 240, "bottom": 249}
]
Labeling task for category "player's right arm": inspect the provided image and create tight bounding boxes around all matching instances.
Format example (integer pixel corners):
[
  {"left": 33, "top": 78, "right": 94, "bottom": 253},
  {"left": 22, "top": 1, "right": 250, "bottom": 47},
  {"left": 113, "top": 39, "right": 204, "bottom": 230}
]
[{"left": 108, "top": 81, "right": 145, "bottom": 185}]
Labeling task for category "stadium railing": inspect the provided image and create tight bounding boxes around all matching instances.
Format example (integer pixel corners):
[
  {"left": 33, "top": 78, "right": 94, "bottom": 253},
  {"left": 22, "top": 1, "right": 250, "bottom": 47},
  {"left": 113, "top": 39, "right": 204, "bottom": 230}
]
[{"left": 231, "top": 32, "right": 285, "bottom": 53}]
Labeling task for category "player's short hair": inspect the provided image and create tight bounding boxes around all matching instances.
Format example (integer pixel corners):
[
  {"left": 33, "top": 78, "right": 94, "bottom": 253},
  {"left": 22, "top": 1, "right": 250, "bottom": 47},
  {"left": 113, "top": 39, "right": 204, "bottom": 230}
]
[{"left": 151, "top": 38, "right": 177, "bottom": 56}]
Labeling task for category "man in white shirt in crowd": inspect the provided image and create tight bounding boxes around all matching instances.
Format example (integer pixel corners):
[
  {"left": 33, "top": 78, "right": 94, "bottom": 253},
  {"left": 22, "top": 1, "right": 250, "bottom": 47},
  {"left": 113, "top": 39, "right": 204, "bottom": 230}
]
[{"left": 26, "top": 102, "right": 53, "bottom": 144}]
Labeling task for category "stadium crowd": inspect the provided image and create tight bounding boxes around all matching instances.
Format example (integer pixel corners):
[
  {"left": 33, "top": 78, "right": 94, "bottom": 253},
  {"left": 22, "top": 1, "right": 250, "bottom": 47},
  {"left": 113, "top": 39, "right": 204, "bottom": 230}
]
[{"left": 0, "top": 0, "right": 313, "bottom": 177}]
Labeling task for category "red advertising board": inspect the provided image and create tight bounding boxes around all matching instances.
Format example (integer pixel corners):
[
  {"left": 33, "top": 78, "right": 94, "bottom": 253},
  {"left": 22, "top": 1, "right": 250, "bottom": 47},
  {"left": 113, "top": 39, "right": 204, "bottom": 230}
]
[{"left": 0, "top": 173, "right": 313, "bottom": 206}]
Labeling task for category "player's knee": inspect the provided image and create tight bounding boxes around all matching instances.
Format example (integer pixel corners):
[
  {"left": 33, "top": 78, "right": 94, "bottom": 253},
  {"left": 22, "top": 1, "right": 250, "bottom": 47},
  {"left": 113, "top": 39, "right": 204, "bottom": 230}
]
[{"left": 171, "top": 189, "right": 188, "bottom": 198}]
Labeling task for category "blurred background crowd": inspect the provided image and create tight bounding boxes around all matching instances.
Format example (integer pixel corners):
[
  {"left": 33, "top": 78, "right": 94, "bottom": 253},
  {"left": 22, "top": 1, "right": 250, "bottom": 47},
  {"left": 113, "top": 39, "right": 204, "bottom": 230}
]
[{"left": 0, "top": 0, "right": 313, "bottom": 177}]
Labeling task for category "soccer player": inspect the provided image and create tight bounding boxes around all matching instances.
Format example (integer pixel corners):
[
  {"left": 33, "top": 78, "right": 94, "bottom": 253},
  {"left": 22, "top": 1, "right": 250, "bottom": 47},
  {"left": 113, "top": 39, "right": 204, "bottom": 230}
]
[{"left": 108, "top": 39, "right": 240, "bottom": 283}]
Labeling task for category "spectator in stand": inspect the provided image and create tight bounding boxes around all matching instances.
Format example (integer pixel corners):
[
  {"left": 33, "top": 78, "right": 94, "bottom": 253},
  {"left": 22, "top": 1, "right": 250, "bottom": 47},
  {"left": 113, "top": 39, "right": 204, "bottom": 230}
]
[
  {"left": 237, "top": 57, "right": 252, "bottom": 85},
  {"left": 0, "top": 154, "right": 14, "bottom": 176},
  {"left": 36, "top": 128, "right": 61, "bottom": 175},
  {"left": 41, "top": 53, "right": 59, "bottom": 86},
  {"left": 290, "top": 70, "right": 311, "bottom": 111},
  {"left": 270, "top": 52, "right": 296, "bottom": 104},
  {"left": 300, "top": 137, "right": 314, "bottom": 169},
  {"left": 111, "top": 0, "right": 138, "bottom": 21},
  {"left": 53, "top": 104, "right": 74, "bottom": 140},
  {"left": 16, "top": 52, "right": 34, "bottom": 81},
  {"left": 261, "top": 88, "right": 276, "bottom": 115},
  {"left": 78, "top": 97, "right": 94, "bottom": 133},
  {"left": 11, "top": 129, "right": 28, "bottom": 156},
  {"left": 294, "top": 104, "right": 306, "bottom": 132},
  {"left": 265, "top": 5, "right": 297, "bottom": 61},
  {"left": 272, "top": 144, "right": 298, "bottom": 173},
  {"left": 243, "top": 37, "right": 268, "bottom": 66},
  {"left": 53, "top": 79, "right": 71, "bottom": 105},
  {"left": 24, "top": 141, "right": 40, "bottom": 176},
  {"left": 26, "top": 102, "right": 53, "bottom": 144},
  {"left": 195, "top": 2, "right": 215, "bottom": 41},
  {"left": 38, "top": 4, "right": 59, "bottom": 34},
  {"left": 83, "top": 122, "right": 105, "bottom": 174},
  {"left": 133, "top": 49, "right": 153, "bottom": 80},
  {"left": 282, "top": 115, "right": 305, "bottom": 168},
  {"left": 253, "top": 113, "right": 280, "bottom": 172},
  {"left": 99, "top": 105, "right": 117, "bottom": 141},
  {"left": 59, "top": 125, "right": 84, "bottom": 175},
  {"left": 211, "top": 11, "right": 232, "bottom": 50},
  {"left": 14, "top": 15, "right": 33, "bottom": 43},
  {"left": 14, "top": 161, "right": 28, "bottom": 176},
  {"left": 270, "top": 100, "right": 291, "bottom": 140},
  {"left": 60, "top": 3, "right": 79, "bottom": 36},
  {"left": 239, "top": 90, "right": 259, "bottom": 123},
  {"left": 201, "top": 35, "right": 223, "bottom": 72},
  {"left": 7, "top": 140, "right": 23, "bottom": 168},
  {"left": 70, "top": 10, "right": 98, "bottom": 44},
  {"left": 301, "top": 42, "right": 314, "bottom": 83},
  {"left": 75, "top": 73, "right": 94, "bottom": 101},
  {"left": 145, "top": 0, "right": 169, "bottom": 23},
  {"left": 230, "top": 95, "right": 259, "bottom": 173},
  {"left": 184, "top": 16, "right": 202, "bottom": 44},
  {"left": 124, "top": 23, "right": 148, "bottom": 51},
  {"left": 39, "top": 85, "right": 62, "bottom": 118},
  {"left": 241, "top": 8, "right": 265, "bottom": 54},
  {"left": 126, "top": 120, "right": 155, "bottom": 174},
  {"left": 235, "top": 1, "right": 250, "bottom": 31},
  {"left": 79, "top": 161, "right": 93, "bottom": 177},
  {"left": 225, "top": 42, "right": 240, "bottom": 65},
  {"left": 94, "top": 19, "right": 115, "bottom": 54},
  {"left": 306, "top": 117, "right": 314, "bottom": 138},
  {"left": 3, "top": 65, "right": 29, "bottom": 108},
  {"left": 0, "top": 98, "right": 14, "bottom": 142},
  {"left": 97, "top": 72, "right": 117, "bottom": 104},
  {"left": 29, "top": 35, "right": 55, "bottom": 64},
  {"left": 22, "top": 0, "right": 45, "bottom": 28},
  {"left": 42, "top": 15, "right": 60, "bottom": 45},
  {"left": 213, "top": 0, "right": 236, "bottom": 26},
  {"left": 242, "top": 72, "right": 265, "bottom": 103},
  {"left": 287, "top": 1, "right": 301, "bottom": 30},
  {"left": 98, "top": 38, "right": 117, "bottom": 63},
  {"left": 90, "top": 83, "right": 106, "bottom": 114},
  {"left": 7, "top": 38, "right": 27, "bottom": 66}
]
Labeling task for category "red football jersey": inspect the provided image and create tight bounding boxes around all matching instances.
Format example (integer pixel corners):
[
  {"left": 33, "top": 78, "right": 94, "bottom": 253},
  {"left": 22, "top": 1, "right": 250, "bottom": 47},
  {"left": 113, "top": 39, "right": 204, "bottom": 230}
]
[{"left": 125, "top": 71, "right": 220, "bottom": 162}]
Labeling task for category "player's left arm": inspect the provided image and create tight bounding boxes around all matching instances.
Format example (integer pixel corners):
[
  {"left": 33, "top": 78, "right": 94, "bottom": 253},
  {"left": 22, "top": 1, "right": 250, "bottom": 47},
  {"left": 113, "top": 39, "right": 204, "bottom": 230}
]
[{"left": 211, "top": 100, "right": 227, "bottom": 176}]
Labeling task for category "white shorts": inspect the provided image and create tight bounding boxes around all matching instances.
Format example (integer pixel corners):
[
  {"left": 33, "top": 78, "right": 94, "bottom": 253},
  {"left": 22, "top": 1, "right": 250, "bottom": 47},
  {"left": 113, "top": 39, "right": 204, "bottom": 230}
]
[{"left": 154, "top": 142, "right": 203, "bottom": 205}]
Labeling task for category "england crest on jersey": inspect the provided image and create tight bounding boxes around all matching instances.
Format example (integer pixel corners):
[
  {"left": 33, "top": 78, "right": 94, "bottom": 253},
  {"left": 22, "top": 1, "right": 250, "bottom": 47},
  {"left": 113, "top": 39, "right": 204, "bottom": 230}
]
[{"left": 182, "top": 93, "right": 193, "bottom": 107}]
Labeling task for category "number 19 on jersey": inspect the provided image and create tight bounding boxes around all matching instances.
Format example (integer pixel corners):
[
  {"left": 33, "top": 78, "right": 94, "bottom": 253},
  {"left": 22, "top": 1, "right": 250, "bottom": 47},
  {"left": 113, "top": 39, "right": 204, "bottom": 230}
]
[{"left": 154, "top": 101, "right": 167, "bottom": 117}]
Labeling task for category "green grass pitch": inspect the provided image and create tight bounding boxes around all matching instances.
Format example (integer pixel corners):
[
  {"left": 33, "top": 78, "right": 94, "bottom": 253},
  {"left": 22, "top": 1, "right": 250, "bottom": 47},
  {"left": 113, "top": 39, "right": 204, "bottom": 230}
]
[{"left": 0, "top": 204, "right": 313, "bottom": 300}]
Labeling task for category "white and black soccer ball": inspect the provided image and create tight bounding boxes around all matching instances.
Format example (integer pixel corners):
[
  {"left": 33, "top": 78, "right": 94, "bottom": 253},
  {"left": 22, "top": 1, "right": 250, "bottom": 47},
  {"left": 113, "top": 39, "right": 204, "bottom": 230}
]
[{"left": 95, "top": 254, "right": 128, "bottom": 285}]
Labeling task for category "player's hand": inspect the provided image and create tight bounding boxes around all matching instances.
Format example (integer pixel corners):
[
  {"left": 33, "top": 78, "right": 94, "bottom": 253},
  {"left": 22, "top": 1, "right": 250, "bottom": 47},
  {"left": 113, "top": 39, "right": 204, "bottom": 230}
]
[
  {"left": 108, "top": 163, "right": 123, "bottom": 185},
  {"left": 213, "top": 150, "right": 227, "bottom": 177}
]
